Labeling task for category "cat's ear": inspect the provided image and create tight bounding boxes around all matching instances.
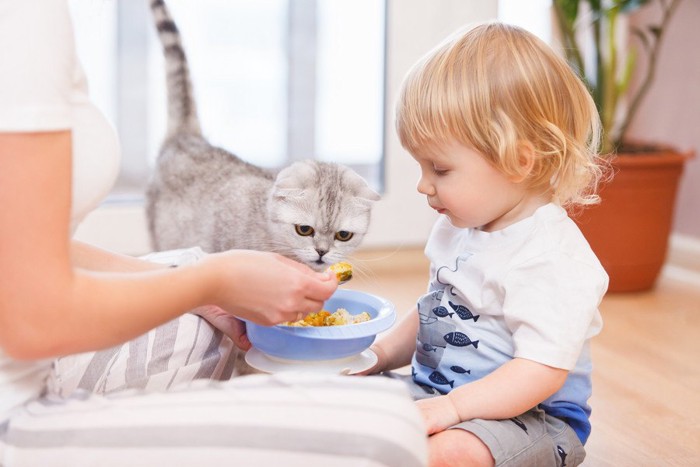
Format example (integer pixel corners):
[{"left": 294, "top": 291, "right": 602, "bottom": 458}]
[
  {"left": 357, "top": 185, "right": 381, "bottom": 203},
  {"left": 348, "top": 173, "right": 381, "bottom": 204},
  {"left": 350, "top": 183, "right": 380, "bottom": 212},
  {"left": 272, "top": 164, "right": 310, "bottom": 200},
  {"left": 275, "top": 162, "right": 315, "bottom": 187}
]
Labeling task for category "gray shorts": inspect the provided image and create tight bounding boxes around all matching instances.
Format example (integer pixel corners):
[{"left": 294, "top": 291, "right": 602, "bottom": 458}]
[{"left": 385, "top": 372, "right": 586, "bottom": 466}]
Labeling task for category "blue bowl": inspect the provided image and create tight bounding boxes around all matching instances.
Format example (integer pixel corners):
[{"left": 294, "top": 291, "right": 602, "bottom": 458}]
[{"left": 245, "top": 289, "right": 396, "bottom": 361}]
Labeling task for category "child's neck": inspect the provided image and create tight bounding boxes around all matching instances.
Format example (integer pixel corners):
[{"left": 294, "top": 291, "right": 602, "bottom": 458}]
[{"left": 479, "top": 190, "right": 552, "bottom": 232}]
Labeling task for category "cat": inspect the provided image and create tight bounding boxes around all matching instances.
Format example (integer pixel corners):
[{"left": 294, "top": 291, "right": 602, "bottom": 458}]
[{"left": 145, "top": 0, "right": 380, "bottom": 273}]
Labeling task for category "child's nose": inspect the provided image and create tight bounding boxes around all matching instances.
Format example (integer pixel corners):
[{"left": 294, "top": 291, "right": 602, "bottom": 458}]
[{"left": 416, "top": 175, "right": 434, "bottom": 195}]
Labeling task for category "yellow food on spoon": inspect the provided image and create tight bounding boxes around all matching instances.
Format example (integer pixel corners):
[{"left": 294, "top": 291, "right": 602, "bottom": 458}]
[{"left": 328, "top": 262, "right": 353, "bottom": 283}]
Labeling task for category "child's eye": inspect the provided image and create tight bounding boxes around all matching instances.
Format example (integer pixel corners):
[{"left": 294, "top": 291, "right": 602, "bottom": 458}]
[{"left": 433, "top": 167, "right": 449, "bottom": 176}]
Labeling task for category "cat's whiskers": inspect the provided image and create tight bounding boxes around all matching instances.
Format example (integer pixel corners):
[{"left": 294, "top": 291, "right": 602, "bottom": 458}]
[
  {"left": 350, "top": 245, "right": 406, "bottom": 264},
  {"left": 342, "top": 254, "right": 380, "bottom": 285}
]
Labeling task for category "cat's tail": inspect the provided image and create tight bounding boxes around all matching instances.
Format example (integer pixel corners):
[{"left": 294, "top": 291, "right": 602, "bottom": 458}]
[{"left": 149, "top": 0, "right": 201, "bottom": 137}]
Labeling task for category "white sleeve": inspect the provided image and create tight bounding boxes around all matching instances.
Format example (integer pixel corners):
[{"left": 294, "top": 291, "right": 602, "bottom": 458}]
[
  {"left": 502, "top": 251, "right": 607, "bottom": 370},
  {"left": 0, "top": 0, "right": 76, "bottom": 131}
]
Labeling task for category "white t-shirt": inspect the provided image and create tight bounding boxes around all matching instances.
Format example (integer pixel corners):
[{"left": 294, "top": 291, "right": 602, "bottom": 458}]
[
  {"left": 0, "top": 0, "right": 120, "bottom": 416},
  {"left": 411, "top": 204, "right": 608, "bottom": 443}
]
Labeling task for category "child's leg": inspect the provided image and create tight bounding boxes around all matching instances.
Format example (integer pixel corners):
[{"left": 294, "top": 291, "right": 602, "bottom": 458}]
[
  {"left": 379, "top": 373, "right": 585, "bottom": 467},
  {"left": 1, "top": 374, "right": 428, "bottom": 466},
  {"left": 428, "top": 429, "right": 494, "bottom": 467},
  {"left": 445, "top": 407, "right": 586, "bottom": 467}
]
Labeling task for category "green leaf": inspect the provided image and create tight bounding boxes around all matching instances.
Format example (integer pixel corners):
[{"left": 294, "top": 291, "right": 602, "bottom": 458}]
[
  {"left": 587, "top": 0, "right": 602, "bottom": 13},
  {"left": 553, "top": 0, "right": 580, "bottom": 24},
  {"left": 617, "top": 50, "right": 637, "bottom": 97}
]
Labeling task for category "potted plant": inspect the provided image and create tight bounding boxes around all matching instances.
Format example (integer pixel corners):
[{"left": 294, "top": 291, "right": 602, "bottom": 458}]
[{"left": 553, "top": 0, "right": 693, "bottom": 292}]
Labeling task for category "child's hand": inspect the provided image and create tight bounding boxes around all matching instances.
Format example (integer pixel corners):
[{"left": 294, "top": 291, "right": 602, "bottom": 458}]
[
  {"left": 354, "top": 344, "right": 387, "bottom": 375},
  {"left": 192, "top": 305, "right": 251, "bottom": 350},
  {"left": 416, "top": 395, "right": 461, "bottom": 435}
]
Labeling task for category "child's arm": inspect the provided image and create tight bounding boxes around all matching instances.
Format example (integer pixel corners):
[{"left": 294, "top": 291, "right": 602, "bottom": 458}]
[
  {"left": 417, "top": 357, "right": 568, "bottom": 434},
  {"left": 367, "top": 306, "right": 419, "bottom": 373}
]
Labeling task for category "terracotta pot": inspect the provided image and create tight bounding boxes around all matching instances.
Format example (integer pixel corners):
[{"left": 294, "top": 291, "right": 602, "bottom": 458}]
[{"left": 573, "top": 146, "right": 692, "bottom": 293}]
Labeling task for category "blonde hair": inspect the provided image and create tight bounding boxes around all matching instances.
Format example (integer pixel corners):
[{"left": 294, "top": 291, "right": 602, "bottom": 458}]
[{"left": 396, "top": 22, "right": 606, "bottom": 207}]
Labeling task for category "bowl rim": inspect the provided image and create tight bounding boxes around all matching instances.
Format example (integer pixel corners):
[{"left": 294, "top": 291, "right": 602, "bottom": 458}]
[{"left": 245, "top": 289, "right": 396, "bottom": 340}]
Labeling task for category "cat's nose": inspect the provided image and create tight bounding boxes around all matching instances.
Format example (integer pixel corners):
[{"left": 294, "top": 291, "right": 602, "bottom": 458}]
[{"left": 315, "top": 249, "right": 328, "bottom": 258}]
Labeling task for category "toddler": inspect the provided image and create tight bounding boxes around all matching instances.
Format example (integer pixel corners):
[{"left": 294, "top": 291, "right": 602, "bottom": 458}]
[{"left": 369, "top": 22, "right": 609, "bottom": 467}]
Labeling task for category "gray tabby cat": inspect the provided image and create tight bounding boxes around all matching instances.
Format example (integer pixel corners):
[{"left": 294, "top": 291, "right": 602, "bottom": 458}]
[{"left": 146, "top": 0, "right": 379, "bottom": 271}]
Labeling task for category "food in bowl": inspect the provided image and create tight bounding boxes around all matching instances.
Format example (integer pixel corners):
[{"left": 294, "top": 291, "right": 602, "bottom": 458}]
[
  {"left": 328, "top": 261, "right": 353, "bottom": 283},
  {"left": 282, "top": 308, "right": 371, "bottom": 327},
  {"left": 244, "top": 289, "right": 396, "bottom": 361}
]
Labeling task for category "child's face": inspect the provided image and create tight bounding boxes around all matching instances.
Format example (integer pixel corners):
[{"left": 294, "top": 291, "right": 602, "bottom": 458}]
[{"left": 412, "top": 140, "right": 531, "bottom": 232}]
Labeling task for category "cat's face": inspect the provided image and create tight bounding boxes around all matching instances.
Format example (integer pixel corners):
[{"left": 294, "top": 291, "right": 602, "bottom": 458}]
[{"left": 267, "top": 161, "right": 380, "bottom": 271}]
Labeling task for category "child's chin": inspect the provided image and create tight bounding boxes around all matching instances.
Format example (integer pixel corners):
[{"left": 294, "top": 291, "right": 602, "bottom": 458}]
[
  {"left": 445, "top": 216, "right": 473, "bottom": 230},
  {"left": 444, "top": 215, "right": 462, "bottom": 227}
]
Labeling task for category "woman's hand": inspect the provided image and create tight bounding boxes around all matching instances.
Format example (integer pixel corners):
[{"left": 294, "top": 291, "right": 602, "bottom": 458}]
[{"left": 203, "top": 250, "right": 338, "bottom": 326}]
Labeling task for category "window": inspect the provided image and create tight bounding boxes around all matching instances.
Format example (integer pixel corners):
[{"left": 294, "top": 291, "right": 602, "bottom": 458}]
[
  {"left": 497, "top": 0, "right": 552, "bottom": 41},
  {"left": 69, "top": 0, "right": 387, "bottom": 199}
]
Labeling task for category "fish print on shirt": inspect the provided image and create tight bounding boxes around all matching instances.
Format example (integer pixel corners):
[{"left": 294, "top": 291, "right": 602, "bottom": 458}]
[
  {"left": 416, "top": 293, "right": 455, "bottom": 369},
  {"left": 443, "top": 331, "right": 479, "bottom": 348},
  {"left": 412, "top": 367, "right": 440, "bottom": 395},
  {"left": 417, "top": 252, "right": 482, "bottom": 373},
  {"left": 450, "top": 365, "right": 471, "bottom": 375},
  {"left": 448, "top": 300, "right": 480, "bottom": 322},
  {"left": 428, "top": 370, "right": 455, "bottom": 388},
  {"left": 430, "top": 289, "right": 445, "bottom": 302},
  {"left": 432, "top": 305, "right": 453, "bottom": 318},
  {"left": 432, "top": 301, "right": 480, "bottom": 322}
]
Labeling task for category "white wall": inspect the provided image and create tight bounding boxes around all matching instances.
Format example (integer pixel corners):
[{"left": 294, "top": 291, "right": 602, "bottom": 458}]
[
  {"left": 74, "top": 0, "right": 499, "bottom": 255},
  {"left": 629, "top": 1, "right": 700, "bottom": 240}
]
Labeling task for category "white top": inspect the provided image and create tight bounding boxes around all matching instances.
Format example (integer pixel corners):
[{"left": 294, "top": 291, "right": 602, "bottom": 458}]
[
  {"left": 0, "top": 0, "right": 120, "bottom": 417},
  {"left": 411, "top": 204, "right": 608, "bottom": 443}
]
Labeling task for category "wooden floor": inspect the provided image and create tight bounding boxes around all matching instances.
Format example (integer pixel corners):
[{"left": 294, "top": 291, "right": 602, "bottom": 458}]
[{"left": 347, "top": 247, "right": 700, "bottom": 467}]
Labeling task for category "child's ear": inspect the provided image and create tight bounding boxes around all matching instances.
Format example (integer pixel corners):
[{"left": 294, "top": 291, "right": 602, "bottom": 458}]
[{"left": 509, "top": 140, "right": 536, "bottom": 183}]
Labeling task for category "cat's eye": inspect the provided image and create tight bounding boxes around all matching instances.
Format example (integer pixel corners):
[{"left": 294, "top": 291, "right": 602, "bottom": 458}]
[
  {"left": 295, "top": 224, "right": 315, "bottom": 237},
  {"left": 335, "top": 231, "right": 354, "bottom": 242}
]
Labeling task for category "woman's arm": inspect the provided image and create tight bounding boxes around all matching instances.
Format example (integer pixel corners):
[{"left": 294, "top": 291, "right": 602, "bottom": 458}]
[
  {"left": 416, "top": 358, "right": 568, "bottom": 434},
  {"left": 72, "top": 241, "right": 257, "bottom": 349},
  {"left": 71, "top": 241, "right": 163, "bottom": 272},
  {"left": 0, "top": 131, "right": 336, "bottom": 360}
]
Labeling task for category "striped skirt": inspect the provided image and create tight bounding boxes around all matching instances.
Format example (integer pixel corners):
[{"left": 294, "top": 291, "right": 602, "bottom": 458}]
[{"left": 1, "top": 315, "right": 427, "bottom": 466}]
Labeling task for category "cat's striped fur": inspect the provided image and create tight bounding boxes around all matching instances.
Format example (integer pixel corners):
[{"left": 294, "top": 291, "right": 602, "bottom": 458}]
[{"left": 145, "top": 0, "right": 380, "bottom": 270}]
